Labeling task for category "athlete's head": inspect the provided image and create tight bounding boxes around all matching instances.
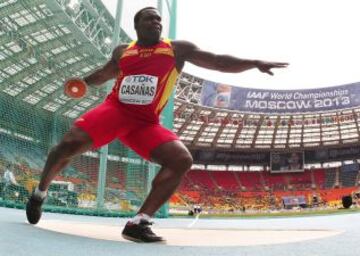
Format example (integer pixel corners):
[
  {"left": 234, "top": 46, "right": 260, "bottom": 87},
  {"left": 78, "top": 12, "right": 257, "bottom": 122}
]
[{"left": 134, "top": 7, "right": 162, "bottom": 44}]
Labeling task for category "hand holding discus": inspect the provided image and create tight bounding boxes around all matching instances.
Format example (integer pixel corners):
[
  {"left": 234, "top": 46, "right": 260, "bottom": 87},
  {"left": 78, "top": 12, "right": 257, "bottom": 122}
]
[{"left": 64, "top": 78, "right": 88, "bottom": 99}]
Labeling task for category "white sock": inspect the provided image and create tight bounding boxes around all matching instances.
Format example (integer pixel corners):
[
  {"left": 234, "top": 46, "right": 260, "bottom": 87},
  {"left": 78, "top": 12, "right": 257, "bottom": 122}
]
[
  {"left": 34, "top": 186, "right": 47, "bottom": 199},
  {"left": 130, "top": 213, "right": 151, "bottom": 224}
]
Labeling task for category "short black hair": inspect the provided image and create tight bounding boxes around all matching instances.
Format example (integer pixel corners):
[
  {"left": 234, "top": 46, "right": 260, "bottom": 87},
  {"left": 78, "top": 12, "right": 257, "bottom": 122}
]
[{"left": 134, "top": 7, "right": 157, "bottom": 27}]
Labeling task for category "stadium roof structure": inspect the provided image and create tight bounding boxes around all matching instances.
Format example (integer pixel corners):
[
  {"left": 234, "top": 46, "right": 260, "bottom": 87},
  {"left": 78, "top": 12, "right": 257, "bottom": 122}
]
[
  {"left": 174, "top": 73, "right": 360, "bottom": 153},
  {"left": 2, "top": 0, "right": 360, "bottom": 165},
  {"left": 0, "top": 0, "right": 131, "bottom": 118}
]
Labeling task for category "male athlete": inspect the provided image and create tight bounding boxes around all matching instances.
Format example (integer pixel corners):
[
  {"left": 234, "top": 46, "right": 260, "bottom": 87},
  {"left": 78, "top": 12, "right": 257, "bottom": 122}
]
[{"left": 26, "top": 7, "right": 288, "bottom": 242}]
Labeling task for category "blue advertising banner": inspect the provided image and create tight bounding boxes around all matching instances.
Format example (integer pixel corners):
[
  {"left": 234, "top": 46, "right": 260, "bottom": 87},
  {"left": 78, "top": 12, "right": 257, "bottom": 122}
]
[
  {"left": 200, "top": 81, "right": 360, "bottom": 114},
  {"left": 190, "top": 146, "right": 360, "bottom": 165},
  {"left": 341, "top": 163, "right": 359, "bottom": 173},
  {"left": 305, "top": 146, "right": 360, "bottom": 163},
  {"left": 190, "top": 149, "right": 270, "bottom": 165}
]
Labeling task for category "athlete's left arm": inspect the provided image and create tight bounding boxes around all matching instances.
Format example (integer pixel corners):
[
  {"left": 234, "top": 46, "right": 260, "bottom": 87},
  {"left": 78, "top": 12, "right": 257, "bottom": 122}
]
[
  {"left": 172, "top": 40, "right": 288, "bottom": 75},
  {"left": 83, "top": 44, "right": 127, "bottom": 86}
]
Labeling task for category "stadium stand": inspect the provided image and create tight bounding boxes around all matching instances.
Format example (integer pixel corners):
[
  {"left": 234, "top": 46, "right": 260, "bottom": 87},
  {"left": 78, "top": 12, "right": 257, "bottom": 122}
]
[
  {"left": 2, "top": 0, "right": 360, "bottom": 217},
  {"left": 171, "top": 167, "right": 360, "bottom": 213}
]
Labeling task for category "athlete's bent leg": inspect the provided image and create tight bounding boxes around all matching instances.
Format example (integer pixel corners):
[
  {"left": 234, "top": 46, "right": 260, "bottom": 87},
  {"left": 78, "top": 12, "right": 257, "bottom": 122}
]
[
  {"left": 26, "top": 126, "right": 93, "bottom": 224},
  {"left": 138, "top": 140, "right": 193, "bottom": 216},
  {"left": 38, "top": 126, "right": 93, "bottom": 191},
  {"left": 122, "top": 140, "right": 192, "bottom": 242}
]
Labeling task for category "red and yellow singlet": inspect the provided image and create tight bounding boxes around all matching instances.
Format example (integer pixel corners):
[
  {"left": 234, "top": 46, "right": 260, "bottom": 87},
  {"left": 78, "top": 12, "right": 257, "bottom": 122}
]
[
  {"left": 108, "top": 39, "right": 179, "bottom": 121},
  {"left": 75, "top": 39, "right": 179, "bottom": 159}
]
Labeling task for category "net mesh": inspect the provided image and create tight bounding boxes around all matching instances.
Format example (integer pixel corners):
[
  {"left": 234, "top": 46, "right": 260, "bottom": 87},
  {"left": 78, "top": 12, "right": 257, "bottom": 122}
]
[
  {"left": 0, "top": 0, "right": 174, "bottom": 217},
  {"left": 0, "top": 93, "right": 166, "bottom": 217}
]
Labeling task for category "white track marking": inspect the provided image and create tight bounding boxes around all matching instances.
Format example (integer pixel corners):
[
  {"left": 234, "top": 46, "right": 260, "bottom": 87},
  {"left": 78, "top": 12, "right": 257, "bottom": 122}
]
[{"left": 187, "top": 213, "right": 201, "bottom": 228}]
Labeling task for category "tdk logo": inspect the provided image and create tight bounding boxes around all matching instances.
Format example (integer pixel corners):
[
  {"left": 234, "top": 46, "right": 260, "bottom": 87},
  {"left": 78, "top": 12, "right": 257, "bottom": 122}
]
[{"left": 131, "top": 75, "right": 155, "bottom": 83}]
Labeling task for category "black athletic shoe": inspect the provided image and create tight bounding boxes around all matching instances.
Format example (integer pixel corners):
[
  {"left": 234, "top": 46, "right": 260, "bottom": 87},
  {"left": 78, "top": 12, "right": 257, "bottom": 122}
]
[
  {"left": 26, "top": 193, "right": 45, "bottom": 224},
  {"left": 122, "top": 220, "right": 165, "bottom": 243}
]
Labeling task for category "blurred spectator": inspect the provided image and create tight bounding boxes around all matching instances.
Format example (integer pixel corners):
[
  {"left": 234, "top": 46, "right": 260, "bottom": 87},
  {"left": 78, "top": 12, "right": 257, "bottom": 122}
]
[{"left": 3, "top": 164, "right": 18, "bottom": 186}]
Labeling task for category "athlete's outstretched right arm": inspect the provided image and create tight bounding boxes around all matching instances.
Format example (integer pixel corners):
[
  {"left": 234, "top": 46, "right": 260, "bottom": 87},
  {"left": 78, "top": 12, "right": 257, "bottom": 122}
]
[
  {"left": 83, "top": 44, "right": 127, "bottom": 86},
  {"left": 173, "top": 40, "right": 288, "bottom": 75}
]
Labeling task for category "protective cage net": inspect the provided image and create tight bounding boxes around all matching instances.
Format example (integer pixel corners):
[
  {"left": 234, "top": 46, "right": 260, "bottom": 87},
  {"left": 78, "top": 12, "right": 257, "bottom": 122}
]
[
  {"left": 0, "top": 94, "right": 167, "bottom": 217},
  {"left": 0, "top": 0, "right": 174, "bottom": 218}
]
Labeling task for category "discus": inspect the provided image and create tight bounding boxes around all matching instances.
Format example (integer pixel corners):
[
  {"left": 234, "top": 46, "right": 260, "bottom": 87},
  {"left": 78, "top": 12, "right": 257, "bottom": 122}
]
[{"left": 64, "top": 79, "right": 87, "bottom": 99}]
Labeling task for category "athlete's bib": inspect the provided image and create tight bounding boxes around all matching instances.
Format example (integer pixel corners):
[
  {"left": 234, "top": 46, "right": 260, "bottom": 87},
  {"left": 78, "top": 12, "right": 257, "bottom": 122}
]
[{"left": 119, "top": 74, "right": 158, "bottom": 105}]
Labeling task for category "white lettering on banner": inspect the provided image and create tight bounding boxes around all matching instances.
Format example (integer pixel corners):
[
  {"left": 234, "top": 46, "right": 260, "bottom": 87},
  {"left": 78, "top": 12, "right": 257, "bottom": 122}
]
[
  {"left": 246, "top": 91, "right": 269, "bottom": 99},
  {"left": 245, "top": 89, "right": 349, "bottom": 102},
  {"left": 119, "top": 74, "right": 158, "bottom": 105},
  {"left": 244, "top": 97, "right": 351, "bottom": 111},
  {"left": 270, "top": 92, "right": 293, "bottom": 100}
]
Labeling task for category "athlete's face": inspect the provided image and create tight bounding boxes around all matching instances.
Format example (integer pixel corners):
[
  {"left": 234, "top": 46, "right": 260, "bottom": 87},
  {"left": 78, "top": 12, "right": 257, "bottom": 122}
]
[{"left": 136, "top": 9, "right": 162, "bottom": 42}]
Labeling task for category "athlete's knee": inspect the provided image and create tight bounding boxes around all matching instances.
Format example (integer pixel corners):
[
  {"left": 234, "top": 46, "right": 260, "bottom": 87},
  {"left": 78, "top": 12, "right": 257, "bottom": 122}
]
[
  {"left": 151, "top": 141, "right": 193, "bottom": 173},
  {"left": 171, "top": 152, "right": 193, "bottom": 174},
  {"left": 53, "top": 128, "right": 92, "bottom": 158},
  {"left": 55, "top": 140, "right": 81, "bottom": 158}
]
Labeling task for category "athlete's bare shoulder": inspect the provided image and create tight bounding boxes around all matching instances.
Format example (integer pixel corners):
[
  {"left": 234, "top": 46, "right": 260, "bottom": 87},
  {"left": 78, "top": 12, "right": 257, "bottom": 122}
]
[
  {"left": 112, "top": 44, "right": 129, "bottom": 61},
  {"left": 171, "top": 40, "right": 198, "bottom": 58},
  {"left": 170, "top": 40, "right": 198, "bottom": 71}
]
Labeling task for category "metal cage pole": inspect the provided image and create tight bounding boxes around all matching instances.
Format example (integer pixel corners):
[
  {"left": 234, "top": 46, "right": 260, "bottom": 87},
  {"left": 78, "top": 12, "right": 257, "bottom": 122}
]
[{"left": 96, "top": 0, "right": 123, "bottom": 210}]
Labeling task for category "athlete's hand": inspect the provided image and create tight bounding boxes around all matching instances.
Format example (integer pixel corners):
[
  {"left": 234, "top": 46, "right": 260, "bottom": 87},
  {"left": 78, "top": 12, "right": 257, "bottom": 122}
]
[
  {"left": 256, "top": 61, "right": 289, "bottom": 75},
  {"left": 64, "top": 78, "right": 88, "bottom": 99}
]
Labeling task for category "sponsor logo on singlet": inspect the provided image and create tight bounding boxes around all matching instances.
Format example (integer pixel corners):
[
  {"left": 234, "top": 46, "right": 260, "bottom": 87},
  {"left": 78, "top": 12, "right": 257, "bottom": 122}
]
[{"left": 119, "top": 74, "right": 158, "bottom": 105}]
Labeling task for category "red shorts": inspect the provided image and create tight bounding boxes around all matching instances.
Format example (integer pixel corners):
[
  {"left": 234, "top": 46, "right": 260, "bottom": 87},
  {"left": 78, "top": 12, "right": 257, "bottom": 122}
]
[{"left": 74, "top": 99, "right": 179, "bottom": 160}]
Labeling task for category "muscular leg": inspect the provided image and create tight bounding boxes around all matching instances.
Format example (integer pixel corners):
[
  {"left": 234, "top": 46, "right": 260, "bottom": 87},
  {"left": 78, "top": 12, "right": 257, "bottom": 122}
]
[
  {"left": 38, "top": 126, "right": 93, "bottom": 191},
  {"left": 137, "top": 140, "right": 193, "bottom": 216},
  {"left": 26, "top": 126, "right": 93, "bottom": 225}
]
